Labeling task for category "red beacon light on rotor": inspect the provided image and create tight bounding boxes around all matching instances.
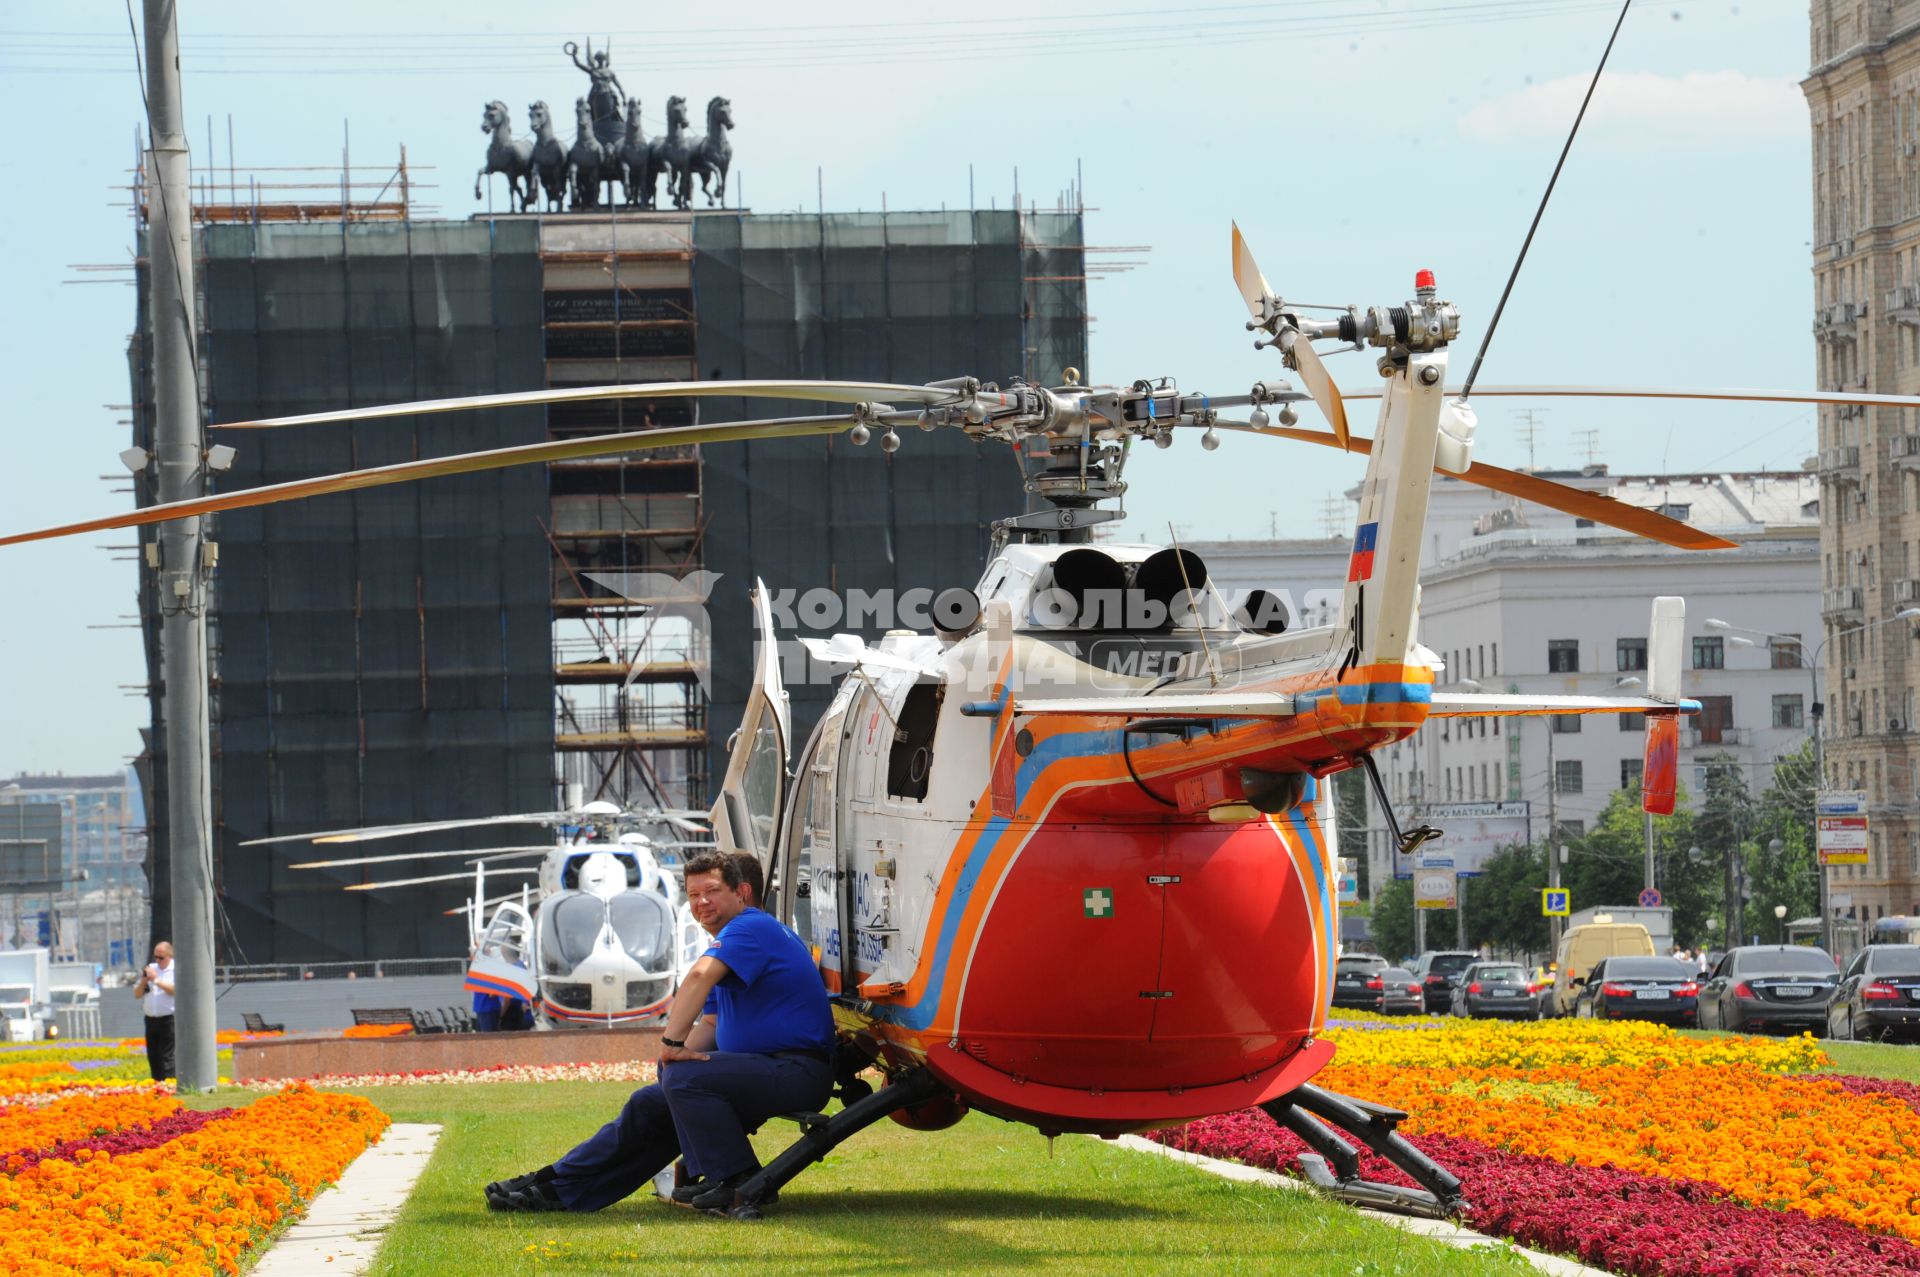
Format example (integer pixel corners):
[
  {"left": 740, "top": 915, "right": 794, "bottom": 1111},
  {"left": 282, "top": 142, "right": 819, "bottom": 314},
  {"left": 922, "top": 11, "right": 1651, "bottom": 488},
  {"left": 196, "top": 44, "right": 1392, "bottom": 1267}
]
[{"left": 1415, "top": 268, "right": 1437, "bottom": 300}]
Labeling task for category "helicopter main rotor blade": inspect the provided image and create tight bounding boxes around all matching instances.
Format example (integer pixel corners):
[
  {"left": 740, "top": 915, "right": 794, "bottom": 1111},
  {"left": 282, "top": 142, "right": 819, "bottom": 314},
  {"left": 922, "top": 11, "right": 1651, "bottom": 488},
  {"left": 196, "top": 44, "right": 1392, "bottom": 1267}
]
[
  {"left": 286, "top": 846, "right": 557, "bottom": 869},
  {"left": 1347, "top": 384, "right": 1920, "bottom": 410},
  {"left": 345, "top": 865, "right": 541, "bottom": 891},
  {"left": 244, "top": 812, "right": 586, "bottom": 846},
  {"left": 0, "top": 414, "right": 862, "bottom": 549},
  {"left": 1214, "top": 421, "right": 1735, "bottom": 551},
  {"left": 212, "top": 379, "right": 966, "bottom": 431}
]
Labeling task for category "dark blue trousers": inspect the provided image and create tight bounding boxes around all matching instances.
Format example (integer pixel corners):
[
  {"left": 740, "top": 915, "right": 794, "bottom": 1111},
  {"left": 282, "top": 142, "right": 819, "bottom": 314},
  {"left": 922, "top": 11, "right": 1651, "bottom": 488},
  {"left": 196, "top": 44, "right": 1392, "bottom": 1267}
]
[{"left": 547, "top": 1051, "right": 832, "bottom": 1212}]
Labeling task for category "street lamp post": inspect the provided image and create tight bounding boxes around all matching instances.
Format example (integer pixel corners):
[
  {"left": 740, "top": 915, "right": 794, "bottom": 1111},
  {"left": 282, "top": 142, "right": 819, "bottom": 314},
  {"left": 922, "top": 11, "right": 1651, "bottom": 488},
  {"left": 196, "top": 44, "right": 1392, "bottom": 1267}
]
[
  {"left": 1774, "top": 902, "right": 1788, "bottom": 945},
  {"left": 1708, "top": 607, "right": 1920, "bottom": 955}
]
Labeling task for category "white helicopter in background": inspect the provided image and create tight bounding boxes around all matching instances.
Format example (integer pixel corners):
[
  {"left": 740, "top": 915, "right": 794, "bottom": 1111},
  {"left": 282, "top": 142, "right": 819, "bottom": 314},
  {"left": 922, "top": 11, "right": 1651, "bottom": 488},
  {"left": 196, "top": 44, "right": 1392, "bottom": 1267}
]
[{"left": 244, "top": 801, "right": 712, "bottom": 1028}]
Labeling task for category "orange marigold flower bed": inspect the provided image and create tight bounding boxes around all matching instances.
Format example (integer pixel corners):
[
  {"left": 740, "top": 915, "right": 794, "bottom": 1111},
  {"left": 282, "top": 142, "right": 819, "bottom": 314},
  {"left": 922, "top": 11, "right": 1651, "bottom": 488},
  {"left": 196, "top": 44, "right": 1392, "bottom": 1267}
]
[
  {"left": 0, "top": 1083, "right": 389, "bottom": 1276},
  {"left": 1318, "top": 1057, "right": 1920, "bottom": 1243},
  {"left": 340, "top": 1023, "right": 413, "bottom": 1040},
  {"left": 1, "top": 1090, "right": 180, "bottom": 1169}
]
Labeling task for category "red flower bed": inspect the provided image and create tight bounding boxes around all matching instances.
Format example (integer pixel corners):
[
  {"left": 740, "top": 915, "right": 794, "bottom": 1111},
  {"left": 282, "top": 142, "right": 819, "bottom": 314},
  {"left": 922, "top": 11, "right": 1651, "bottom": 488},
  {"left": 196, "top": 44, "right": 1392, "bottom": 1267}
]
[
  {"left": 1153, "top": 1111, "right": 1920, "bottom": 1277},
  {"left": 5, "top": 1106, "right": 232, "bottom": 1174},
  {"left": 1812, "top": 1072, "right": 1920, "bottom": 1116}
]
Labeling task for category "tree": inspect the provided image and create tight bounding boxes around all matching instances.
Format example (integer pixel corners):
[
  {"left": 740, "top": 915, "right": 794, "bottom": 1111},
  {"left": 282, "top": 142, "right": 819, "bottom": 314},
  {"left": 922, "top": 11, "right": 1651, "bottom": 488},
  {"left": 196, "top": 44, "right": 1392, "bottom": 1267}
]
[
  {"left": 1333, "top": 769, "right": 1371, "bottom": 898},
  {"left": 1460, "top": 842, "right": 1549, "bottom": 955},
  {"left": 1372, "top": 877, "right": 1415, "bottom": 965},
  {"left": 1695, "top": 754, "right": 1756, "bottom": 946},
  {"left": 1745, "top": 739, "right": 1820, "bottom": 943},
  {"left": 1560, "top": 780, "right": 1718, "bottom": 949}
]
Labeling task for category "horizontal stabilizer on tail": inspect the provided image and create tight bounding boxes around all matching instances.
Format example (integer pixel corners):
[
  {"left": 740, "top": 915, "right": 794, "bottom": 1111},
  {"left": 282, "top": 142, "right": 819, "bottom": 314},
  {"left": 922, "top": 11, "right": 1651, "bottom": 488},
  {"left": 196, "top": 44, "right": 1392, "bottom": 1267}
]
[
  {"left": 989, "top": 692, "right": 1298, "bottom": 719},
  {"left": 1430, "top": 692, "right": 1700, "bottom": 717}
]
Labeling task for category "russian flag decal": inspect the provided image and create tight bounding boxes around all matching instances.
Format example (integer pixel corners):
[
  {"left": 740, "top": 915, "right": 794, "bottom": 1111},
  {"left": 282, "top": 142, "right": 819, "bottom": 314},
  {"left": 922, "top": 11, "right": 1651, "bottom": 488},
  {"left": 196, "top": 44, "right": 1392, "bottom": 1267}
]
[{"left": 1348, "top": 522, "right": 1379, "bottom": 582}]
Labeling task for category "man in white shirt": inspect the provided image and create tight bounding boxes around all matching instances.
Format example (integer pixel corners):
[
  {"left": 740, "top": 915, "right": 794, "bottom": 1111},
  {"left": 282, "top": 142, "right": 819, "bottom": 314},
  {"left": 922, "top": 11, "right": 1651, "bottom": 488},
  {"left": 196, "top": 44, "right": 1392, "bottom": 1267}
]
[{"left": 133, "top": 941, "right": 176, "bottom": 1081}]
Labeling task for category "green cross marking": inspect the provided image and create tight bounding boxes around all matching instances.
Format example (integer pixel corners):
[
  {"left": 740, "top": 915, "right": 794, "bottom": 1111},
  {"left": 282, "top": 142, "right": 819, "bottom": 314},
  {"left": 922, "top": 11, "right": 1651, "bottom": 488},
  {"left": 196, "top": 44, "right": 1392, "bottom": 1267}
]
[{"left": 1083, "top": 887, "right": 1115, "bottom": 918}]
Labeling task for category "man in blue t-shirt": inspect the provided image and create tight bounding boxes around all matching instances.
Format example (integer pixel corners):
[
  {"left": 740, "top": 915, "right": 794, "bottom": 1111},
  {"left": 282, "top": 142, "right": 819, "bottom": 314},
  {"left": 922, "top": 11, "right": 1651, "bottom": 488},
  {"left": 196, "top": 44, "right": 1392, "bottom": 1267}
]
[{"left": 484, "top": 850, "right": 833, "bottom": 1214}]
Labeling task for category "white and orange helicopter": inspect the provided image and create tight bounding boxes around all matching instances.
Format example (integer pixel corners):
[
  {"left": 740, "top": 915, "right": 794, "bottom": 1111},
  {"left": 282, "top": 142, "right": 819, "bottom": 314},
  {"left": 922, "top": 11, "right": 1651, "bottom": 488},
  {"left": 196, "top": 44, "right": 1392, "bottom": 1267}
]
[
  {"left": 3, "top": 219, "right": 1898, "bottom": 1217},
  {"left": 242, "top": 802, "right": 712, "bottom": 1028}
]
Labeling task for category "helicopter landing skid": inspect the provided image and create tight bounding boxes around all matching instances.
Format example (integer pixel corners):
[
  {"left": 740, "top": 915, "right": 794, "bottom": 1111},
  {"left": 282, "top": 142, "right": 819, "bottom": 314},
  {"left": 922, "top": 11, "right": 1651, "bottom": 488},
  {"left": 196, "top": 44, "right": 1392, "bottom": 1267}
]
[
  {"left": 1259, "top": 1082, "right": 1466, "bottom": 1220},
  {"left": 717, "top": 1068, "right": 946, "bottom": 1220}
]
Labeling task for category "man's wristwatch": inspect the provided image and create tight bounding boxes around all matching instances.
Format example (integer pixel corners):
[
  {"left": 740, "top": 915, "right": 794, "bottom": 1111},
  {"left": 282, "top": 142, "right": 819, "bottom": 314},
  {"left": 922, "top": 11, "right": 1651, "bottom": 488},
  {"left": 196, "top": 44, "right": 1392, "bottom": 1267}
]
[{"left": 660, "top": 1036, "right": 685, "bottom": 1049}]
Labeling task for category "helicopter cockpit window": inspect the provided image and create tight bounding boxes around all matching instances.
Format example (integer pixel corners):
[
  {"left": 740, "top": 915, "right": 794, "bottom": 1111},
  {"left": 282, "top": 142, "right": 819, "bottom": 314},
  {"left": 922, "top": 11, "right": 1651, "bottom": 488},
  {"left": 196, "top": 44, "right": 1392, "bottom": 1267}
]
[
  {"left": 542, "top": 893, "right": 605, "bottom": 974},
  {"left": 608, "top": 891, "right": 673, "bottom": 969},
  {"left": 737, "top": 719, "right": 782, "bottom": 857},
  {"left": 779, "top": 707, "right": 842, "bottom": 947},
  {"left": 887, "top": 683, "right": 942, "bottom": 801}
]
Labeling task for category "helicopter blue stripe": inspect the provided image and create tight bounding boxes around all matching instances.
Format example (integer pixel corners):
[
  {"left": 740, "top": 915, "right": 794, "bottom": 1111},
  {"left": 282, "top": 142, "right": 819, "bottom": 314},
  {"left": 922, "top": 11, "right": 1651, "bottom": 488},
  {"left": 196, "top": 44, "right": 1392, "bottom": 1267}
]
[
  {"left": 876, "top": 725, "right": 1124, "bottom": 1031},
  {"left": 1285, "top": 805, "right": 1337, "bottom": 988}
]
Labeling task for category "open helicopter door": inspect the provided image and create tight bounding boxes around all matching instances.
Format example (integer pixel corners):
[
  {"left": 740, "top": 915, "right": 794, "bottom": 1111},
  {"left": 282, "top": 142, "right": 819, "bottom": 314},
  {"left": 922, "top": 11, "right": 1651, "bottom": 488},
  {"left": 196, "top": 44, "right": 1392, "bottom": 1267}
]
[
  {"left": 464, "top": 900, "right": 536, "bottom": 1006},
  {"left": 711, "top": 580, "right": 792, "bottom": 872}
]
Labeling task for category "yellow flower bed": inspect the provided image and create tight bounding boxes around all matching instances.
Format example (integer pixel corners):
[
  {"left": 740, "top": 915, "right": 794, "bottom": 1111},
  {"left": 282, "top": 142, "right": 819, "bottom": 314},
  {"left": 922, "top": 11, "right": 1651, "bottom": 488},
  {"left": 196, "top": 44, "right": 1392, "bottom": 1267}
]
[{"left": 1327, "top": 1015, "right": 1829, "bottom": 1073}]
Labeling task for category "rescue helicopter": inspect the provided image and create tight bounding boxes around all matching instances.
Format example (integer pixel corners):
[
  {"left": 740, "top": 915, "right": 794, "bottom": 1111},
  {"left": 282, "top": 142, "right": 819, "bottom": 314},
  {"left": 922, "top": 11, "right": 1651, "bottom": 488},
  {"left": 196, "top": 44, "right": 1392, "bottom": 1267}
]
[
  {"left": 8, "top": 218, "right": 1896, "bottom": 1219},
  {"left": 242, "top": 801, "right": 711, "bottom": 1028}
]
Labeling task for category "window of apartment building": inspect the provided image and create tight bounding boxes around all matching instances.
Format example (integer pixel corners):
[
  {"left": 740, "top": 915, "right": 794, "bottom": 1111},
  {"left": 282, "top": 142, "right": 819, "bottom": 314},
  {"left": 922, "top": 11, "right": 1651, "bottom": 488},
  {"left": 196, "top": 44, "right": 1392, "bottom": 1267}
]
[
  {"left": 1697, "top": 695, "right": 1735, "bottom": 745},
  {"left": 1693, "top": 635, "right": 1724, "bottom": 670},
  {"left": 1548, "top": 639, "right": 1579, "bottom": 673},
  {"left": 1551, "top": 714, "right": 1582, "bottom": 734},
  {"left": 1555, "top": 819, "right": 1585, "bottom": 841},
  {"left": 1490, "top": 642, "right": 1498, "bottom": 676},
  {"left": 1477, "top": 645, "right": 1486, "bottom": 680},
  {"left": 1617, "top": 637, "right": 1647, "bottom": 671},
  {"left": 1619, "top": 712, "right": 1645, "bottom": 731},
  {"left": 1770, "top": 635, "right": 1804, "bottom": 670},
  {"left": 1621, "top": 758, "right": 1643, "bottom": 790},
  {"left": 1555, "top": 760, "right": 1583, "bottom": 793},
  {"left": 1772, "top": 694, "right": 1805, "bottom": 730}
]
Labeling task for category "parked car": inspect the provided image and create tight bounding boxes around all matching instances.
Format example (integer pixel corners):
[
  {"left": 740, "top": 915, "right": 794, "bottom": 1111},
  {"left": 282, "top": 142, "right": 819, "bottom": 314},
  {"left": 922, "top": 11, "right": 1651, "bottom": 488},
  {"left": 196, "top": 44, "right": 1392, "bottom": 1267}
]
[
  {"left": 1449, "top": 962, "right": 1539, "bottom": 1020},
  {"left": 1568, "top": 955, "right": 1698, "bottom": 1024},
  {"left": 1331, "top": 953, "right": 1392, "bottom": 1009},
  {"left": 1697, "top": 945, "right": 1838, "bottom": 1035},
  {"left": 1827, "top": 944, "right": 1920, "bottom": 1042},
  {"left": 1408, "top": 951, "right": 1478, "bottom": 1009},
  {"left": 1370, "top": 967, "right": 1426, "bottom": 1016}
]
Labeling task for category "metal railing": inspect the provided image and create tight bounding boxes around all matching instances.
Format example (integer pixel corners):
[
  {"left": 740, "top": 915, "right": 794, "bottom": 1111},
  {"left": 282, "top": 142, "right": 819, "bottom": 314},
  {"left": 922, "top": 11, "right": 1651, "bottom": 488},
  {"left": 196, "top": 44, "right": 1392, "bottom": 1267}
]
[{"left": 213, "top": 958, "right": 466, "bottom": 983}]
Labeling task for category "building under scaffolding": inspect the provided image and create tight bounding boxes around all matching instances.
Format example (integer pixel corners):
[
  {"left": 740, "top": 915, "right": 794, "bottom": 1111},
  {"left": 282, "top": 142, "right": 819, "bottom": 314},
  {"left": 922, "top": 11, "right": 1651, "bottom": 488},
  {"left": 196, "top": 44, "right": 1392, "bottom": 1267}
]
[{"left": 131, "top": 168, "right": 1090, "bottom": 962}]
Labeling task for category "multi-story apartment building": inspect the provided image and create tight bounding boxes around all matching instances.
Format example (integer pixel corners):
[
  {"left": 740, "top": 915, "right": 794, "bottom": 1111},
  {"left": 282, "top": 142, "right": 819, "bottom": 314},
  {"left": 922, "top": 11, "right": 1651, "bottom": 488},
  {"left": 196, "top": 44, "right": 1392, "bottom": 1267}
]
[{"left": 1805, "top": 3, "right": 1920, "bottom": 922}]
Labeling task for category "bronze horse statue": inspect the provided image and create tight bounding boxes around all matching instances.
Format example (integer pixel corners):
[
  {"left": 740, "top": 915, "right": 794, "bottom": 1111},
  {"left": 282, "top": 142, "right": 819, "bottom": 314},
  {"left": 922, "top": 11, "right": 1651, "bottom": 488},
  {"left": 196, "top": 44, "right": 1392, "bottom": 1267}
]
[
  {"left": 566, "top": 97, "right": 610, "bottom": 209},
  {"left": 618, "top": 98, "right": 654, "bottom": 210},
  {"left": 528, "top": 101, "right": 568, "bottom": 213},
  {"left": 682, "top": 96, "right": 735, "bottom": 209},
  {"left": 475, "top": 101, "right": 534, "bottom": 210},
  {"left": 654, "top": 96, "right": 697, "bottom": 211}
]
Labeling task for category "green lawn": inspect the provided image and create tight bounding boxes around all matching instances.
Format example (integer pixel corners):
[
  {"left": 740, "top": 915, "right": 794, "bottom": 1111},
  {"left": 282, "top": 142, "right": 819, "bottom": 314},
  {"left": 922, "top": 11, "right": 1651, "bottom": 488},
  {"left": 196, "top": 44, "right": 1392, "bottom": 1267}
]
[{"left": 194, "top": 1081, "right": 1532, "bottom": 1277}]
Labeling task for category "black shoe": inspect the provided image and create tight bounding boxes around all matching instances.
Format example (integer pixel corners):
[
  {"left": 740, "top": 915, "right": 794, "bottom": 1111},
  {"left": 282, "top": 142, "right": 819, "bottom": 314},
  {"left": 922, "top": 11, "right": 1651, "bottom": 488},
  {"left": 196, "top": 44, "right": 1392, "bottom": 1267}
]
[
  {"left": 485, "top": 1178, "right": 566, "bottom": 1212},
  {"left": 688, "top": 1169, "right": 760, "bottom": 1211},
  {"left": 668, "top": 1176, "right": 709, "bottom": 1204}
]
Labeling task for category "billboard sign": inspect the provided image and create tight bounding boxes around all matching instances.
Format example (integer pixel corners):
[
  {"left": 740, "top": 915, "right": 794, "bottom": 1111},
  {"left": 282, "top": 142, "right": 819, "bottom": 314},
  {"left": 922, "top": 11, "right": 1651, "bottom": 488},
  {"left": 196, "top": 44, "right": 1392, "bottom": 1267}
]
[
  {"left": 1337, "top": 858, "right": 1359, "bottom": 905},
  {"left": 1406, "top": 801, "right": 1531, "bottom": 878},
  {"left": 1817, "top": 790, "right": 1870, "bottom": 866},
  {"left": 1415, "top": 870, "right": 1458, "bottom": 910}
]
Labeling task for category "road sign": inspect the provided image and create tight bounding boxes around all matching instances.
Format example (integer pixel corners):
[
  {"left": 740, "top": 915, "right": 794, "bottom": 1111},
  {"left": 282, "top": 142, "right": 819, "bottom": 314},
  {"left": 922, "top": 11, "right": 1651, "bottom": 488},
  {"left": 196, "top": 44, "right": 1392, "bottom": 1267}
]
[
  {"left": 1542, "top": 888, "right": 1570, "bottom": 917},
  {"left": 1415, "top": 871, "right": 1457, "bottom": 910},
  {"left": 1816, "top": 790, "right": 1871, "bottom": 866},
  {"left": 1637, "top": 887, "right": 1662, "bottom": 908}
]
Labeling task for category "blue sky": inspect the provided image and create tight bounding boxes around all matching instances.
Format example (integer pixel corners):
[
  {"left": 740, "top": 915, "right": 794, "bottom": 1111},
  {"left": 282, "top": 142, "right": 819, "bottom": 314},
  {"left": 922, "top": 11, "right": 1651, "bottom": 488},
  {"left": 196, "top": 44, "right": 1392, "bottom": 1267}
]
[{"left": 0, "top": 0, "right": 1816, "bottom": 774}]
